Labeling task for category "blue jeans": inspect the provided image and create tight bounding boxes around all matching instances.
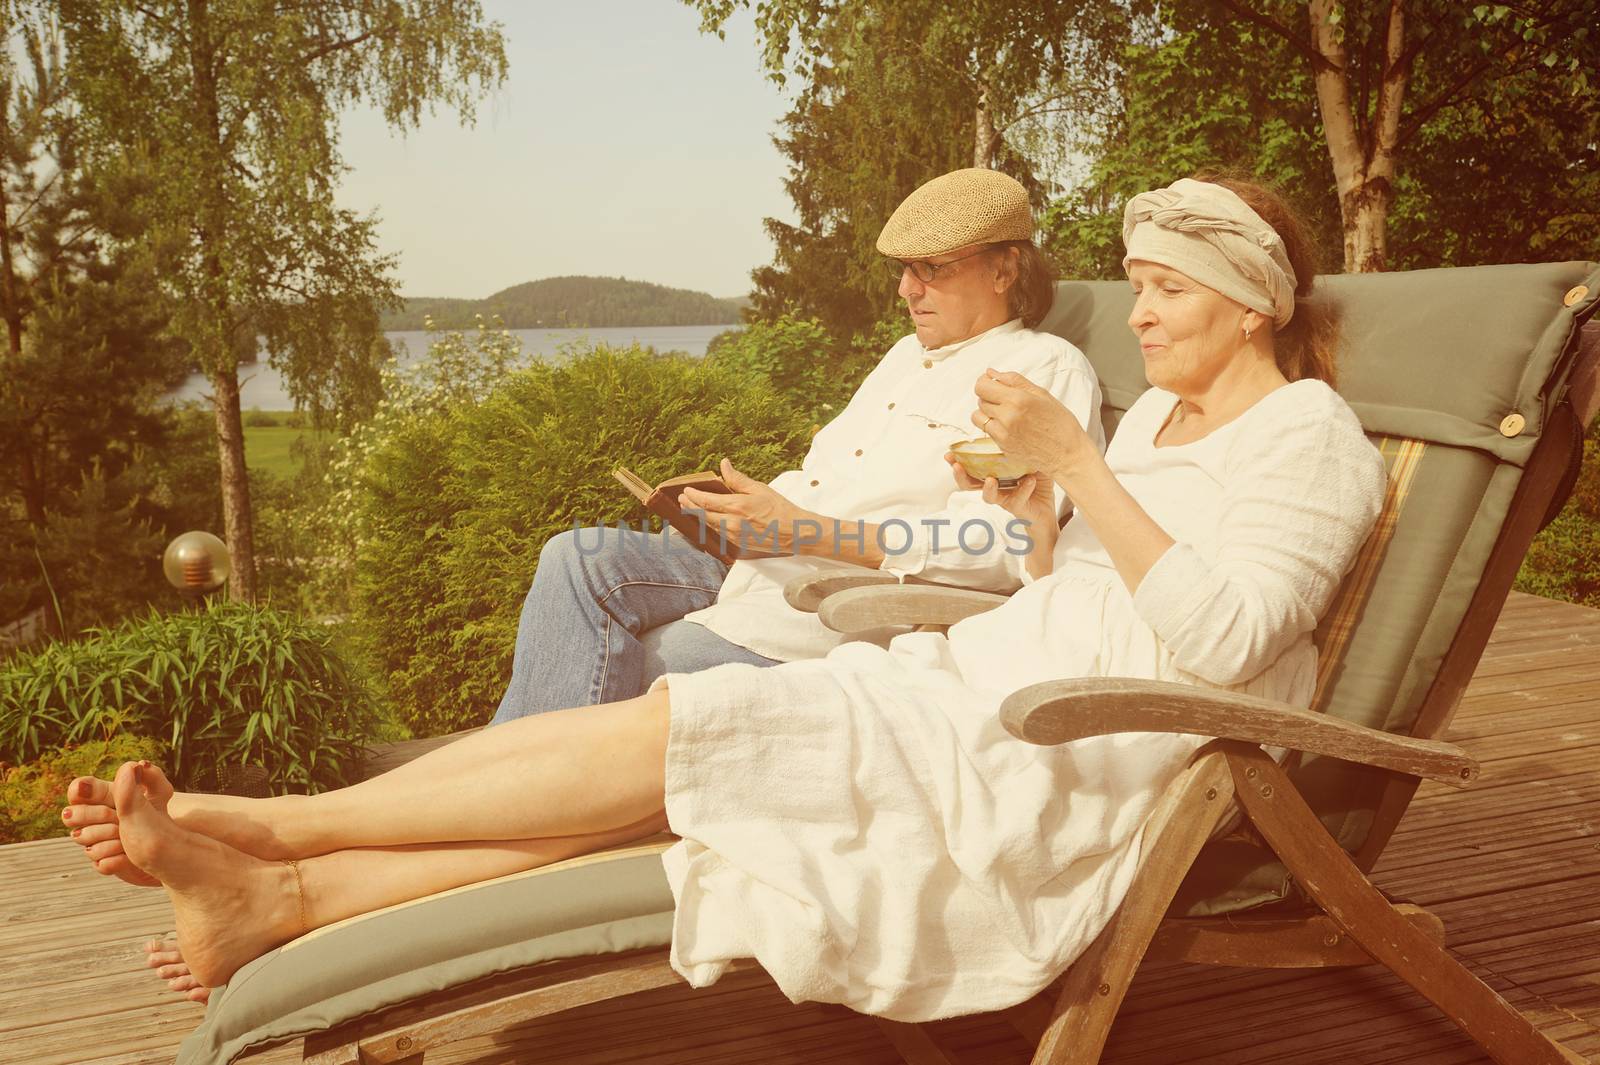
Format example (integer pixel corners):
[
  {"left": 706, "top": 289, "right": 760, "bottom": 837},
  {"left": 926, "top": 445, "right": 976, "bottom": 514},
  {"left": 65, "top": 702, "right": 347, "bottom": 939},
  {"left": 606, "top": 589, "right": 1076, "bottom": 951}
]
[{"left": 490, "top": 526, "right": 780, "bottom": 724}]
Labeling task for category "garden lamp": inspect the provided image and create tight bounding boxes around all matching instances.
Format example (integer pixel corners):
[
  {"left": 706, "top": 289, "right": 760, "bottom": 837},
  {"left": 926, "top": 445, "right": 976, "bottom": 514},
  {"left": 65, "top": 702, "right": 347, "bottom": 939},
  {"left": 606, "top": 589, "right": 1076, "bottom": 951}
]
[{"left": 163, "top": 531, "right": 232, "bottom": 596}]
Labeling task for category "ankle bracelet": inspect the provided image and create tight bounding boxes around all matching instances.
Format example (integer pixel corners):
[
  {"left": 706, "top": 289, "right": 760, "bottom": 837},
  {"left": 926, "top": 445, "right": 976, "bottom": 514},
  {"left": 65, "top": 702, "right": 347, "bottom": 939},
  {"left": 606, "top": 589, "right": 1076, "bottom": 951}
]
[{"left": 282, "top": 859, "right": 308, "bottom": 934}]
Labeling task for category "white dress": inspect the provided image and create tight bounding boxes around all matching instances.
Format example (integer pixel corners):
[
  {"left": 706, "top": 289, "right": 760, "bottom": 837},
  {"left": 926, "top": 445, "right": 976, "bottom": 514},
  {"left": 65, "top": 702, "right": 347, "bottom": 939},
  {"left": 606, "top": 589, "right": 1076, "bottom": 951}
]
[{"left": 656, "top": 379, "right": 1387, "bottom": 1022}]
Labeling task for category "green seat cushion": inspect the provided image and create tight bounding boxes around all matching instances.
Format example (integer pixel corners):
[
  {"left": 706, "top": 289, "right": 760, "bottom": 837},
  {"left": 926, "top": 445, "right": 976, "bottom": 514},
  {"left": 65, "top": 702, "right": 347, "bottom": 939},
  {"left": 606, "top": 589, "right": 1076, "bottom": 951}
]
[{"left": 176, "top": 842, "right": 676, "bottom": 1065}]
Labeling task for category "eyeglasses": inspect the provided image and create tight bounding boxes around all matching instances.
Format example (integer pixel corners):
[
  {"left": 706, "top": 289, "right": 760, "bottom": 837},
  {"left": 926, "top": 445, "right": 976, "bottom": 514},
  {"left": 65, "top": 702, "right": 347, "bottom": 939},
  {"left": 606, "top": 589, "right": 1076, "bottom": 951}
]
[{"left": 888, "top": 245, "right": 993, "bottom": 284}]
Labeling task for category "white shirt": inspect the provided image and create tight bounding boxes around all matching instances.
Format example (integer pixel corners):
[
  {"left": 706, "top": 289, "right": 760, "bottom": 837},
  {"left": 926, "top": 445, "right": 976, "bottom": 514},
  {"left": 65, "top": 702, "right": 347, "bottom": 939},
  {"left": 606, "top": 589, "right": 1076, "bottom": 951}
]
[{"left": 684, "top": 318, "right": 1104, "bottom": 662}]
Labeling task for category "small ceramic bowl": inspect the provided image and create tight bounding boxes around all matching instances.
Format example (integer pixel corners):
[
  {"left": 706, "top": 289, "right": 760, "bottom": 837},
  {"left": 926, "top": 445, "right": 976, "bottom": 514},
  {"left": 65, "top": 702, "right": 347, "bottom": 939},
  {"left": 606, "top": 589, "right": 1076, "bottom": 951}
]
[{"left": 948, "top": 436, "right": 1030, "bottom": 487}]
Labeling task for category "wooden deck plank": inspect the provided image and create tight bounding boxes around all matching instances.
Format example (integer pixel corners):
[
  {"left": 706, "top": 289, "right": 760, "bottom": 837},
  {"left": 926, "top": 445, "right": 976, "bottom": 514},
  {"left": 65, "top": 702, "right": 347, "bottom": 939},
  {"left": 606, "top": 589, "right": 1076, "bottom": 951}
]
[{"left": 2, "top": 591, "right": 1597, "bottom": 1065}]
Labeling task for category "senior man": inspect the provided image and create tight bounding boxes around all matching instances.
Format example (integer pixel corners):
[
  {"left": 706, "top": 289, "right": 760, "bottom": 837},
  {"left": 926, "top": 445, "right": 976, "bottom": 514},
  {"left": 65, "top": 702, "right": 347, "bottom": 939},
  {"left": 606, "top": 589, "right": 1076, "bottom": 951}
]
[{"left": 490, "top": 167, "right": 1105, "bottom": 724}]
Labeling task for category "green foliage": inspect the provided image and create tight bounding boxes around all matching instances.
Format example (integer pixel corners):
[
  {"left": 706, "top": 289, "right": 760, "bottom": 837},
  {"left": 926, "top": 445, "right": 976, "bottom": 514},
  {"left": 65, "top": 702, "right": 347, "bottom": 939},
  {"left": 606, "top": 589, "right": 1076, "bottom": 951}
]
[
  {"left": 1040, "top": 22, "right": 1339, "bottom": 280},
  {"left": 0, "top": 13, "right": 197, "bottom": 635},
  {"left": 381, "top": 277, "right": 745, "bottom": 331},
  {"left": 689, "top": 1, "right": 1117, "bottom": 337},
  {"left": 1387, "top": 66, "right": 1600, "bottom": 268},
  {"left": 348, "top": 343, "right": 816, "bottom": 735},
  {"left": 1517, "top": 424, "right": 1600, "bottom": 607},
  {"left": 0, "top": 601, "right": 379, "bottom": 793},
  {"left": 705, "top": 313, "right": 883, "bottom": 421},
  {"left": 0, "top": 735, "right": 166, "bottom": 844},
  {"left": 1049, "top": 2, "right": 1600, "bottom": 275}
]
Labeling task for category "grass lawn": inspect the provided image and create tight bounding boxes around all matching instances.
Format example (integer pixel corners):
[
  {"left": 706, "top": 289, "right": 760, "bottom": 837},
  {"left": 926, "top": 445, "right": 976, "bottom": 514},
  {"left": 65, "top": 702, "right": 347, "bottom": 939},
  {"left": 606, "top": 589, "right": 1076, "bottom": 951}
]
[{"left": 241, "top": 410, "right": 328, "bottom": 479}]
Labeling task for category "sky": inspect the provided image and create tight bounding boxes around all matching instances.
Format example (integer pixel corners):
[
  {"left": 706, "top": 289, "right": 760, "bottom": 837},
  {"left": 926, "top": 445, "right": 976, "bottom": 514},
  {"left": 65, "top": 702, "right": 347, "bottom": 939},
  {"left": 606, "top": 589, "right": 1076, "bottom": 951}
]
[{"left": 333, "top": 1, "right": 795, "bottom": 301}]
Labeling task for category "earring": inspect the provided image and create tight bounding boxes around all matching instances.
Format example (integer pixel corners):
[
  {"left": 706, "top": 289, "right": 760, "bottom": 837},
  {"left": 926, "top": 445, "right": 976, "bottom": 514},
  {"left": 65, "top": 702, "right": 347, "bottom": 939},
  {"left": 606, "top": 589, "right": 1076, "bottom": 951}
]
[{"left": 1243, "top": 325, "right": 1255, "bottom": 341}]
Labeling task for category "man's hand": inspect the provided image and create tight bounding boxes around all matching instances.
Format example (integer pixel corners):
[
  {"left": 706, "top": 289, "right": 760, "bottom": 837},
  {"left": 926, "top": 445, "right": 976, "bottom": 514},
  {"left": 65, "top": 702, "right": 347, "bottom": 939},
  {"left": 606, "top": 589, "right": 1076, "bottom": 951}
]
[
  {"left": 679, "top": 459, "right": 823, "bottom": 554},
  {"left": 971, "top": 368, "right": 1098, "bottom": 487}
]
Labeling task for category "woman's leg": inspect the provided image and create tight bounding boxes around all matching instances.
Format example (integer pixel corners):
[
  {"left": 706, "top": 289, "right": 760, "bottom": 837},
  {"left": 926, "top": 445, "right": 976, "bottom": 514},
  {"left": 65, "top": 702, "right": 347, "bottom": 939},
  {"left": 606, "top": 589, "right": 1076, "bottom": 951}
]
[
  {"left": 112, "top": 759, "right": 668, "bottom": 989},
  {"left": 66, "top": 688, "right": 672, "bottom": 863}
]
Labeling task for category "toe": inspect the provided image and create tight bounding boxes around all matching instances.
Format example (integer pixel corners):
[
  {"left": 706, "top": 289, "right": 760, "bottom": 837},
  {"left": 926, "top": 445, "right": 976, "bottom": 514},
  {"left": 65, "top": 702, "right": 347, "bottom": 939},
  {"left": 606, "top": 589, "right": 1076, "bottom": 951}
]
[
  {"left": 85, "top": 839, "right": 126, "bottom": 863},
  {"left": 68, "top": 776, "right": 114, "bottom": 806},
  {"left": 138, "top": 762, "right": 178, "bottom": 807},
  {"left": 73, "top": 824, "right": 119, "bottom": 847},
  {"left": 62, "top": 803, "right": 117, "bottom": 828},
  {"left": 186, "top": 987, "right": 211, "bottom": 1004},
  {"left": 94, "top": 855, "right": 161, "bottom": 886},
  {"left": 158, "top": 963, "right": 190, "bottom": 980},
  {"left": 146, "top": 948, "right": 183, "bottom": 969}
]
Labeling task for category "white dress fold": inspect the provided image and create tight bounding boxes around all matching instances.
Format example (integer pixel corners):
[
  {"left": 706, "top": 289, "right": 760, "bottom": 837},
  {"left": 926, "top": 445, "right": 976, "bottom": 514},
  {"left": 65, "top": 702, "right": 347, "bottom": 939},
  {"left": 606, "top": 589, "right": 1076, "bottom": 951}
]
[{"left": 655, "top": 379, "right": 1387, "bottom": 1021}]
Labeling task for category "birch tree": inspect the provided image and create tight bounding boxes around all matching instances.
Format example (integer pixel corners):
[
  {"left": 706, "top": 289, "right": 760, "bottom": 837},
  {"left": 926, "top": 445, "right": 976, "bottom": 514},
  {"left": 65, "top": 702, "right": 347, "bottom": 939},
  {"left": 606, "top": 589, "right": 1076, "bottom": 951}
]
[
  {"left": 55, "top": 0, "right": 508, "bottom": 601},
  {"left": 1213, "top": 1, "right": 1598, "bottom": 271}
]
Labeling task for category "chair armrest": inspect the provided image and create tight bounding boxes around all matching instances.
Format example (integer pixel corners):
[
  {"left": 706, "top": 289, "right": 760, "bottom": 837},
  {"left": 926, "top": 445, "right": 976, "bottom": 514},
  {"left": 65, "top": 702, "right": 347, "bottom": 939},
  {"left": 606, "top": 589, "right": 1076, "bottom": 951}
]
[
  {"left": 999, "top": 677, "right": 1478, "bottom": 788},
  {"left": 818, "top": 584, "right": 1010, "bottom": 632},
  {"left": 783, "top": 570, "right": 903, "bottom": 613}
]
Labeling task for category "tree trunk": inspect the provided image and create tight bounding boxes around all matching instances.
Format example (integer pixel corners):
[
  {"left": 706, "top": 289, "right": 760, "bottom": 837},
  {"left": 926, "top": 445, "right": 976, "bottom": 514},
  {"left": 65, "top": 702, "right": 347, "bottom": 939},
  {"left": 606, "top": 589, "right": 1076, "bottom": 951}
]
[
  {"left": 0, "top": 173, "right": 24, "bottom": 360},
  {"left": 0, "top": 159, "right": 43, "bottom": 528},
  {"left": 188, "top": 0, "right": 256, "bottom": 602},
  {"left": 1344, "top": 181, "right": 1393, "bottom": 274},
  {"left": 974, "top": 80, "right": 995, "bottom": 169},
  {"left": 1309, "top": 0, "right": 1408, "bottom": 273},
  {"left": 210, "top": 366, "right": 258, "bottom": 602}
]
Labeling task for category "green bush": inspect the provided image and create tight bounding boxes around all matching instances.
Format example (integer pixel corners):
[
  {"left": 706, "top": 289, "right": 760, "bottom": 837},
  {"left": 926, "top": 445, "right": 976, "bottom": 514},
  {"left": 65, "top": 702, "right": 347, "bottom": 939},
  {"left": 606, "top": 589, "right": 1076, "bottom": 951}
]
[
  {"left": 351, "top": 343, "right": 816, "bottom": 735},
  {"left": 0, "top": 601, "right": 379, "bottom": 793},
  {"left": 0, "top": 736, "right": 168, "bottom": 844},
  {"left": 706, "top": 312, "right": 890, "bottom": 423},
  {"left": 244, "top": 407, "right": 281, "bottom": 428},
  {"left": 1516, "top": 424, "right": 1600, "bottom": 607}
]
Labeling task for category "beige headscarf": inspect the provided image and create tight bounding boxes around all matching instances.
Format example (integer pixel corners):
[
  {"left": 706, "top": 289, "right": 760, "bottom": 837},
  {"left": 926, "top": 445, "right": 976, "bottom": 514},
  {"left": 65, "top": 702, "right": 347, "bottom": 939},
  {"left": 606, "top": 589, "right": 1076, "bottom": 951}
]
[{"left": 1122, "top": 178, "right": 1298, "bottom": 327}]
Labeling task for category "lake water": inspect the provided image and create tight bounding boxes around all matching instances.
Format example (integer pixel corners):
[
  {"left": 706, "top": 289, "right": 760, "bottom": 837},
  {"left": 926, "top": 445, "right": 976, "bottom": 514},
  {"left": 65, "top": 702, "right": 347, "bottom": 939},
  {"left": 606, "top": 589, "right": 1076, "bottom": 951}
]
[{"left": 169, "top": 323, "right": 740, "bottom": 409}]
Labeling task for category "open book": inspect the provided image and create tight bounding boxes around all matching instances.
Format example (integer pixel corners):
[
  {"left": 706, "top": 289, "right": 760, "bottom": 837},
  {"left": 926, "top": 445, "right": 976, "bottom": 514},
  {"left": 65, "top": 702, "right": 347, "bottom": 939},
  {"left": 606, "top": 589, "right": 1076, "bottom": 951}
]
[{"left": 613, "top": 467, "right": 784, "bottom": 564}]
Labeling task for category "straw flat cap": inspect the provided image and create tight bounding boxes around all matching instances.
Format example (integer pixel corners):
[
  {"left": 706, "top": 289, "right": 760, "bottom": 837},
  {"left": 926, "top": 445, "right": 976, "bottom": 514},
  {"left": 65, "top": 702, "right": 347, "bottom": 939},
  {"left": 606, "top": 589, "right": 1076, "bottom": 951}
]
[{"left": 876, "top": 168, "right": 1032, "bottom": 259}]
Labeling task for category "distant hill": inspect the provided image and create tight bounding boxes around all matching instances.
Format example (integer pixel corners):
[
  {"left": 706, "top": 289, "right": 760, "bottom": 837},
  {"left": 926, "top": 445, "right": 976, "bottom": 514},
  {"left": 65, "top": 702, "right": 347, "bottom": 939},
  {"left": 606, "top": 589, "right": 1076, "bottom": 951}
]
[{"left": 380, "top": 276, "right": 747, "bottom": 330}]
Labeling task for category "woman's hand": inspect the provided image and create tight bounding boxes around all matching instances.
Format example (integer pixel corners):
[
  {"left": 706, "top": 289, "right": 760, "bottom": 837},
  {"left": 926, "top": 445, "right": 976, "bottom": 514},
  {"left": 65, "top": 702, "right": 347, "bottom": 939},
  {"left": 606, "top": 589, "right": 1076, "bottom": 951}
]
[
  {"left": 971, "top": 369, "right": 1099, "bottom": 489},
  {"left": 679, "top": 459, "right": 821, "bottom": 553},
  {"left": 946, "top": 459, "right": 1058, "bottom": 577},
  {"left": 947, "top": 457, "right": 1056, "bottom": 534}
]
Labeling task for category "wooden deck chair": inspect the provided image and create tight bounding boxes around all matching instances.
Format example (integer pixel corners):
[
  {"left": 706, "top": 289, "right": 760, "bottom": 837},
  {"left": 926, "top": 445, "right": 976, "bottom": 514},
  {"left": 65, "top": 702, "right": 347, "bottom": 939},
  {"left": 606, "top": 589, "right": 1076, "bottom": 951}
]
[{"left": 172, "top": 262, "right": 1599, "bottom": 1065}]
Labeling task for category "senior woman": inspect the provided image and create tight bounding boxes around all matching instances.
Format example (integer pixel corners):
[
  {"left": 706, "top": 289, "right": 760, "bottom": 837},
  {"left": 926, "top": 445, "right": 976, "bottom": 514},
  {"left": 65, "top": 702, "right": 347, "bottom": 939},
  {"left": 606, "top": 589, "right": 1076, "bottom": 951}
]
[{"left": 62, "top": 177, "right": 1385, "bottom": 1023}]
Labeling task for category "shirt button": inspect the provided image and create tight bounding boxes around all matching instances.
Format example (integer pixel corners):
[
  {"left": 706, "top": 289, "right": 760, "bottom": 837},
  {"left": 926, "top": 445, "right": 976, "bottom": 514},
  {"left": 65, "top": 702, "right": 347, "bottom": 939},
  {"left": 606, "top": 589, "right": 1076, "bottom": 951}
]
[
  {"left": 927, "top": 423, "right": 938, "bottom": 429},
  {"left": 887, "top": 402, "right": 896, "bottom": 410},
  {"left": 810, "top": 479, "right": 820, "bottom": 487},
  {"left": 854, "top": 449, "right": 863, "bottom": 457},
  {"left": 923, "top": 359, "right": 933, "bottom": 369}
]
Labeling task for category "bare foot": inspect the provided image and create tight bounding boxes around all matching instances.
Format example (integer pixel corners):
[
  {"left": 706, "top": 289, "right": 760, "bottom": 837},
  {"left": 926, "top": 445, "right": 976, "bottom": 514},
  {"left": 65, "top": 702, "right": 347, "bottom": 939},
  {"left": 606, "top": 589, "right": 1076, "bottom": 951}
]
[
  {"left": 65, "top": 762, "right": 302, "bottom": 873},
  {"left": 63, "top": 764, "right": 171, "bottom": 887},
  {"left": 145, "top": 937, "right": 211, "bottom": 1004},
  {"left": 114, "top": 762, "right": 302, "bottom": 988}
]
